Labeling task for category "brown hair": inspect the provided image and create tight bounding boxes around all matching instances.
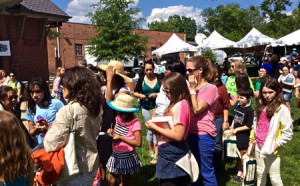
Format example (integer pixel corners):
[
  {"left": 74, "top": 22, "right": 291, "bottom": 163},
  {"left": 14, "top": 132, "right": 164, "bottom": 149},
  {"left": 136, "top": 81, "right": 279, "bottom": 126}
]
[
  {"left": 0, "top": 111, "right": 33, "bottom": 182},
  {"left": 162, "top": 72, "right": 193, "bottom": 115},
  {"left": 55, "top": 67, "right": 63, "bottom": 79},
  {"left": 61, "top": 66, "right": 102, "bottom": 117},
  {"left": 231, "top": 59, "right": 247, "bottom": 74},
  {"left": 255, "top": 78, "right": 283, "bottom": 118},
  {"left": 187, "top": 56, "right": 214, "bottom": 82}
]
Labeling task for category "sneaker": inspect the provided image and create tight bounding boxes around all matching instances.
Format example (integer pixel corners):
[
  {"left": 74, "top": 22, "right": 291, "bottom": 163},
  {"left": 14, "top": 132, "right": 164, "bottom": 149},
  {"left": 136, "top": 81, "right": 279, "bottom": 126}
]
[{"left": 231, "top": 175, "right": 243, "bottom": 183}]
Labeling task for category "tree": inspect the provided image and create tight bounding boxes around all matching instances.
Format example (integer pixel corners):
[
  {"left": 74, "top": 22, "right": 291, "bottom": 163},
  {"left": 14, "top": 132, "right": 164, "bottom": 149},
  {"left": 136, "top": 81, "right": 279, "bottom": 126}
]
[
  {"left": 148, "top": 15, "right": 197, "bottom": 41},
  {"left": 260, "top": 0, "right": 292, "bottom": 20},
  {"left": 201, "top": 4, "right": 265, "bottom": 41},
  {"left": 87, "top": 0, "right": 148, "bottom": 61}
]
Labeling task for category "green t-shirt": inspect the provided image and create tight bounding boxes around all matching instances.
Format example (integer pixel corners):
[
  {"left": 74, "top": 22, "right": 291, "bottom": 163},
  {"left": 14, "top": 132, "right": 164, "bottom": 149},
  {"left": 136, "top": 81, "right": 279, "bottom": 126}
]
[{"left": 225, "top": 75, "right": 255, "bottom": 97}]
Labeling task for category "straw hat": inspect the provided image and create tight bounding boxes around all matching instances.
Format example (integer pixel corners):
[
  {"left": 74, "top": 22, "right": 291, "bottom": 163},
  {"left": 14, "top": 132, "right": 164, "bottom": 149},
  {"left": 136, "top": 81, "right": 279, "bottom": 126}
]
[
  {"left": 107, "top": 93, "right": 139, "bottom": 113},
  {"left": 98, "top": 61, "right": 132, "bottom": 83}
]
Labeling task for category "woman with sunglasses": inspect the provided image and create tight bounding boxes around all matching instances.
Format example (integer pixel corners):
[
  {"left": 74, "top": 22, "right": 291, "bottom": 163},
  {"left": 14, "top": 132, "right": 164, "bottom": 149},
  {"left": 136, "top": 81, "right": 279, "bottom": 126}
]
[
  {"left": 0, "top": 86, "right": 37, "bottom": 148},
  {"left": 186, "top": 56, "right": 218, "bottom": 186},
  {"left": 24, "top": 77, "right": 64, "bottom": 149}
]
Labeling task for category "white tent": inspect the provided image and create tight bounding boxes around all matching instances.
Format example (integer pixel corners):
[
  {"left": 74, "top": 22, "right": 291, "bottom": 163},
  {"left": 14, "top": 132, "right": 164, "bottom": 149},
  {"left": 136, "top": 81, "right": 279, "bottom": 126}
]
[
  {"left": 152, "top": 33, "right": 198, "bottom": 56},
  {"left": 272, "top": 29, "right": 300, "bottom": 46},
  {"left": 198, "top": 30, "right": 238, "bottom": 50},
  {"left": 237, "top": 28, "right": 277, "bottom": 48}
]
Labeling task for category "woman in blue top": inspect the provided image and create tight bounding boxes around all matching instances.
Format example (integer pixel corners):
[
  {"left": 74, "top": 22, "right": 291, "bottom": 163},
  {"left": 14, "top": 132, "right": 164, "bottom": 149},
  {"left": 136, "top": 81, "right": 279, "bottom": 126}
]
[
  {"left": 24, "top": 77, "right": 64, "bottom": 149},
  {"left": 134, "top": 60, "right": 161, "bottom": 162}
]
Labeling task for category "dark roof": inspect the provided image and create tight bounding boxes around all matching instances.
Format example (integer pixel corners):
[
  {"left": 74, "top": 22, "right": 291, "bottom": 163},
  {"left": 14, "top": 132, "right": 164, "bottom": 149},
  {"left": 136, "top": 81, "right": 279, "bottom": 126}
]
[{"left": 20, "top": 0, "right": 70, "bottom": 18}]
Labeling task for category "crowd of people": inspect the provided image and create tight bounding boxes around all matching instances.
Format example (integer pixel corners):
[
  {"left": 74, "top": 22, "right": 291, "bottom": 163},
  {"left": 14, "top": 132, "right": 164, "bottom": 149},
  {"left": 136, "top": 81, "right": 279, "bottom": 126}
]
[{"left": 0, "top": 48, "right": 298, "bottom": 186}]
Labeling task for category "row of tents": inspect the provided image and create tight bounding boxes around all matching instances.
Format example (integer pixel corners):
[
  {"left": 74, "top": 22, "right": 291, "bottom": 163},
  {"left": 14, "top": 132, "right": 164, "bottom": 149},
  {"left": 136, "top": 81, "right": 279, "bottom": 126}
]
[{"left": 152, "top": 28, "right": 300, "bottom": 56}]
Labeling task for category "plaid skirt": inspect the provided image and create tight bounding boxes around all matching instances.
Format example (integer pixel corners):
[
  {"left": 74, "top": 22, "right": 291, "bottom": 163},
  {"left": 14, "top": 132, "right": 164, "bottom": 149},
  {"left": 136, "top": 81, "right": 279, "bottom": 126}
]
[{"left": 106, "top": 150, "right": 142, "bottom": 175}]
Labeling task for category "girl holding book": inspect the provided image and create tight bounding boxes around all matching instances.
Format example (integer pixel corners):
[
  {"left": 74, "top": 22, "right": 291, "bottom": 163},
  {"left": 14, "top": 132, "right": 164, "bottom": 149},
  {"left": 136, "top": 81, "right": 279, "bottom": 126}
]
[{"left": 145, "top": 72, "right": 193, "bottom": 186}]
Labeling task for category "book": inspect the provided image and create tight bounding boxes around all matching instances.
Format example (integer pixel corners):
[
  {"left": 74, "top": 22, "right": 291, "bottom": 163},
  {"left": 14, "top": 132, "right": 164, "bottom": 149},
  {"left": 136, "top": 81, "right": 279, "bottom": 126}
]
[
  {"left": 149, "top": 116, "right": 173, "bottom": 145},
  {"left": 149, "top": 116, "right": 174, "bottom": 129}
]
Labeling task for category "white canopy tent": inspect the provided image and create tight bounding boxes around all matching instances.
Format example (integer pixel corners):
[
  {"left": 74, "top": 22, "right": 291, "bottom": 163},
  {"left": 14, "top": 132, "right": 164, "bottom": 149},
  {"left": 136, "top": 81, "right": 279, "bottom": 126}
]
[
  {"left": 237, "top": 28, "right": 277, "bottom": 48},
  {"left": 152, "top": 33, "right": 198, "bottom": 56},
  {"left": 197, "top": 30, "right": 238, "bottom": 50},
  {"left": 271, "top": 29, "right": 300, "bottom": 46}
]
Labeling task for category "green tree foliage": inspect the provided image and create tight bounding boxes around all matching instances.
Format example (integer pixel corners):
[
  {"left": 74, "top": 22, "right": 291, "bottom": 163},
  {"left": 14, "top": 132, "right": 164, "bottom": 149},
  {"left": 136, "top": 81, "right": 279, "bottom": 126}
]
[
  {"left": 201, "top": 4, "right": 265, "bottom": 41},
  {"left": 87, "top": 0, "right": 148, "bottom": 61},
  {"left": 148, "top": 15, "right": 197, "bottom": 41},
  {"left": 201, "top": 2, "right": 300, "bottom": 40},
  {"left": 200, "top": 50, "right": 216, "bottom": 63}
]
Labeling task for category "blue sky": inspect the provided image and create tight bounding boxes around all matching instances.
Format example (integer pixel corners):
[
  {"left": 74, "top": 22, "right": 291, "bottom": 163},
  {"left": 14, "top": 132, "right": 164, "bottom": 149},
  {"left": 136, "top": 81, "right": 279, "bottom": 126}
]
[{"left": 51, "top": 0, "right": 294, "bottom": 26}]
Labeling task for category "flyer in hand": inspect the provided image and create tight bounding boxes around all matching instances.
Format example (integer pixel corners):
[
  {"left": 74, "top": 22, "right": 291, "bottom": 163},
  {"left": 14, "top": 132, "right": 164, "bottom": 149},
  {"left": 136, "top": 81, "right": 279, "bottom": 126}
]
[{"left": 149, "top": 116, "right": 173, "bottom": 145}]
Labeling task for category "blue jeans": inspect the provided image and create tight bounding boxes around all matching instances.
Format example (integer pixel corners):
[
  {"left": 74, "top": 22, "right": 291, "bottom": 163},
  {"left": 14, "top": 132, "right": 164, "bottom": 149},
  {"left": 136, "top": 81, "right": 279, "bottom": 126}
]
[
  {"left": 214, "top": 118, "right": 224, "bottom": 152},
  {"left": 187, "top": 133, "right": 217, "bottom": 186}
]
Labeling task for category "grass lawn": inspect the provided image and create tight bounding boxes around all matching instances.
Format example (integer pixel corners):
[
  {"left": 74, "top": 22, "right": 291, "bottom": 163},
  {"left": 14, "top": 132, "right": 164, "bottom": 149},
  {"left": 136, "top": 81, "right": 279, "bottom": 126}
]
[{"left": 131, "top": 95, "right": 300, "bottom": 186}]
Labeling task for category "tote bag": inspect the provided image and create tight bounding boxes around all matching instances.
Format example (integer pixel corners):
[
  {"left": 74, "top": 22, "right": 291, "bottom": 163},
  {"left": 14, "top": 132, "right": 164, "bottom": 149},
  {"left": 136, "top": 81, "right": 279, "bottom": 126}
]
[
  {"left": 243, "top": 154, "right": 256, "bottom": 186},
  {"left": 223, "top": 130, "right": 240, "bottom": 159},
  {"left": 57, "top": 105, "right": 79, "bottom": 182}
]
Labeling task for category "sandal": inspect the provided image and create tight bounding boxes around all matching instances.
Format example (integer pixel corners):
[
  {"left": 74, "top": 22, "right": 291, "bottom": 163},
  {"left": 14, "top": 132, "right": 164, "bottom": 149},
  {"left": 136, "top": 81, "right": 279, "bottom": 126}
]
[{"left": 149, "top": 157, "right": 157, "bottom": 165}]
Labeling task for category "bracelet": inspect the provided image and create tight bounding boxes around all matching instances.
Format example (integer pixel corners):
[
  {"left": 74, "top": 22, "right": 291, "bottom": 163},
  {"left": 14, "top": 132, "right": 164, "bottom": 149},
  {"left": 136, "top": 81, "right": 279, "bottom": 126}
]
[
  {"left": 224, "top": 120, "right": 229, "bottom": 123},
  {"left": 190, "top": 91, "right": 197, "bottom": 95}
]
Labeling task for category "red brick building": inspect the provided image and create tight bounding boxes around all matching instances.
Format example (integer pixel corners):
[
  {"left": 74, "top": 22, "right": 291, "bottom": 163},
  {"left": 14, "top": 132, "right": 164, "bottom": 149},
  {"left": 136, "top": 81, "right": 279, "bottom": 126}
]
[
  {"left": 47, "top": 22, "right": 187, "bottom": 72},
  {"left": 0, "top": 0, "right": 69, "bottom": 80}
]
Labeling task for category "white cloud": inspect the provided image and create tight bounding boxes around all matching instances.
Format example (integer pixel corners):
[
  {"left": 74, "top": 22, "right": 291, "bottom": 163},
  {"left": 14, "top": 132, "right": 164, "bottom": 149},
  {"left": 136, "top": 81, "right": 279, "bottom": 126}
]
[
  {"left": 146, "top": 5, "right": 204, "bottom": 27},
  {"left": 66, "top": 0, "right": 139, "bottom": 23}
]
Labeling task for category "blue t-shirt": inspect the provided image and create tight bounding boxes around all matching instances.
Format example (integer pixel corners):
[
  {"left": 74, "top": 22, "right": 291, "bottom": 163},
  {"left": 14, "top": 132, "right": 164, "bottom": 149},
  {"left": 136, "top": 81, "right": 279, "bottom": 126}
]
[
  {"left": 3, "top": 176, "right": 27, "bottom": 186},
  {"left": 24, "top": 99, "right": 64, "bottom": 144}
]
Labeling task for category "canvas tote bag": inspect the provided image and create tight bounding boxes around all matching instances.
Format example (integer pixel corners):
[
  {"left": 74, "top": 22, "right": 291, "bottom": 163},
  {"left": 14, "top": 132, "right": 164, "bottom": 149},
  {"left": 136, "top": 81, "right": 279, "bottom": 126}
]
[{"left": 57, "top": 105, "right": 80, "bottom": 182}]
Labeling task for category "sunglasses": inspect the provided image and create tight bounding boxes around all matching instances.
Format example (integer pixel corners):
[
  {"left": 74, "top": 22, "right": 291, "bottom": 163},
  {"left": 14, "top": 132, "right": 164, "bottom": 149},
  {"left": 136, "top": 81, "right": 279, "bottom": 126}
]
[
  {"left": 186, "top": 68, "right": 198, "bottom": 73},
  {"left": 7, "top": 96, "right": 17, "bottom": 101},
  {"left": 230, "top": 65, "right": 235, "bottom": 68},
  {"left": 162, "top": 88, "right": 170, "bottom": 94}
]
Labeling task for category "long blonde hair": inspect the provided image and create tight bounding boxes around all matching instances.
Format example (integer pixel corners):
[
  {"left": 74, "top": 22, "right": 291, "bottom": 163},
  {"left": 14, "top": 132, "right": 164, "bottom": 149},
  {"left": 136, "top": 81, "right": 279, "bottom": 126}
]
[{"left": 0, "top": 111, "right": 33, "bottom": 182}]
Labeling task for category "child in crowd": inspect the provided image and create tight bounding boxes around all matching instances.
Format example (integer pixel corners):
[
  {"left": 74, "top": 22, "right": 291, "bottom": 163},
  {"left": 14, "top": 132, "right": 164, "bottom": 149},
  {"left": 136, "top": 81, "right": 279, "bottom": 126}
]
[
  {"left": 146, "top": 72, "right": 193, "bottom": 186},
  {"left": 230, "top": 88, "right": 254, "bottom": 183},
  {"left": 0, "top": 111, "right": 33, "bottom": 186},
  {"left": 278, "top": 65, "right": 295, "bottom": 111},
  {"left": 250, "top": 78, "right": 293, "bottom": 185},
  {"left": 24, "top": 77, "right": 64, "bottom": 149},
  {"left": 106, "top": 93, "right": 142, "bottom": 186}
]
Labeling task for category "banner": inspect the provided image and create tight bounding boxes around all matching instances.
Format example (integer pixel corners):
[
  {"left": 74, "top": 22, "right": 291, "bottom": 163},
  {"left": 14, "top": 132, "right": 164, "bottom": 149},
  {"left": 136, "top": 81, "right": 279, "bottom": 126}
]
[{"left": 0, "top": 40, "right": 11, "bottom": 56}]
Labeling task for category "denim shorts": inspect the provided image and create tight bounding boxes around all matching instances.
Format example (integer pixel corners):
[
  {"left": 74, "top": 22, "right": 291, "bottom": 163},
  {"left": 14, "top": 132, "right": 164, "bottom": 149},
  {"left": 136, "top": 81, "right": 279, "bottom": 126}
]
[
  {"left": 283, "top": 92, "right": 292, "bottom": 101},
  {"left": 146, "top": 129, "right": 157, "bottom": 144}
]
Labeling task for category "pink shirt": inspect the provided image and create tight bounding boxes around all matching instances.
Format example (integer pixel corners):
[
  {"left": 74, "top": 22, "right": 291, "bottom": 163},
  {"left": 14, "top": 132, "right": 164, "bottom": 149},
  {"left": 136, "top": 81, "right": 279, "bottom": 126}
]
[
  {"left": 256, "top": 110, "right": 271, "bottom": 148},
  {"left": 157, "top": 100, "right": 191, "bottom": 145},
  {"left": 113, "top": 116, "right": 141, "bottom": 152},
  {"left": 189, "top": 84, "right": 218, "bottom": 137}
]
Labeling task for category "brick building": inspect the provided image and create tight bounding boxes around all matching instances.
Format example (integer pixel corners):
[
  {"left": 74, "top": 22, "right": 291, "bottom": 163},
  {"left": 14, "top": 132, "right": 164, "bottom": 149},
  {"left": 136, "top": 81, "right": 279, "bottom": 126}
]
[
  {"left": 0, "top": 0, "right": 69, "bottom": 80},
  {"left": 47, "top": 22, "right": 187, "bottom": 72}
]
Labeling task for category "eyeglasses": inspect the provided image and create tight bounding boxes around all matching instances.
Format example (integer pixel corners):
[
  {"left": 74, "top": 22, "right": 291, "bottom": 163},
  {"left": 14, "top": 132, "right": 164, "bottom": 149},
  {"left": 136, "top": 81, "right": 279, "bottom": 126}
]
[
  {"left": 186, "top": 68, "right": 198, "bottom": 73},
  {"left": 162, "top": 88, "right": 170, "bottom": 94},
  {"left": 262, "top": 91, "right": 275, "bottom": 95},
  {"left": 6, "top": 96, "right": 17, "bottom": 101}
]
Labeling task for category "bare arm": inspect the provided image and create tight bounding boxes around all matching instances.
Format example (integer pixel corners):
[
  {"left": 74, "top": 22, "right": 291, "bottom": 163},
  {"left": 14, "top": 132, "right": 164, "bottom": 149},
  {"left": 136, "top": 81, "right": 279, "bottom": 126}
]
[
  {"left": 105, "top": 66, "right": 114, "bottom": 101},
  {"left": 230, "top": 125, "right": 251, "bottom": 135},
  {"left": 145, "top": 121, "right": 186, "bottom": 142},
  {"left": 113, "top": 130, "right": 142, "bottom": 147},
  {"left": 191, "top": 94, "right": 209, "bottom": 115},
  {"left": 222, "top": 109, "right": 229, "bottom": 130},
  {"left": 230, "top": 95, "right": 238, "bottom": 106}
]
